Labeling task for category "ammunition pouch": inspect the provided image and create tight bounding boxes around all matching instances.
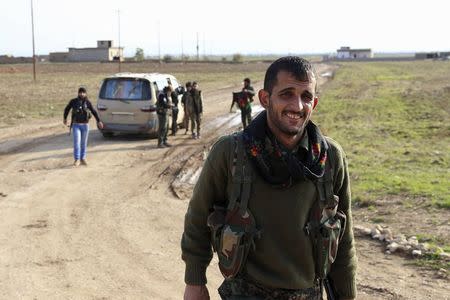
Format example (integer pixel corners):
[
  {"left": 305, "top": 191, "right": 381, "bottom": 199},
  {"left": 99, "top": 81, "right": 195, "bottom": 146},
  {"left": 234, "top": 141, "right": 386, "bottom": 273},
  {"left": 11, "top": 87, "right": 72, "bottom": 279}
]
[
  {"left": 207, "top": 205, "right": 258, "bottom": 279},
  {"left": 207, "top": 132, "right": 260, "bottom": 279},
  {"left": 307, "top": 145, "right": 347, "bottom": 282},
  {"left": 306, "top": 195, "right": 346, "bottom": 280}
]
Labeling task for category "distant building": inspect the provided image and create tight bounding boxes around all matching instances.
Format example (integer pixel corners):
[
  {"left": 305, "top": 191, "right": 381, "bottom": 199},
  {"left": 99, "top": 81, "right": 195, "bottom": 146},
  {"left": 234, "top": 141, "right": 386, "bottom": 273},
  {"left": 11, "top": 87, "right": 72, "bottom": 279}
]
[
  {"left": 415, "top": 52, "right": 438, "bottom": 59},
  {"left": 0, "top": 55, "right": 33, "bottom": 64},
  {"left": 336, "top": 46, "right": 373, "bottom": 59},
  {"left": 49, "top": 52, "right": 69, "bottom": 62},
  {"left": 49, "top": 40, "right": 123, "bottom": 62},
  {"left": 440, "top": 52, "right": 450, "bottom": 59},
  {"left": 415, "top": 51, "right": 450, "bottom": 60}
]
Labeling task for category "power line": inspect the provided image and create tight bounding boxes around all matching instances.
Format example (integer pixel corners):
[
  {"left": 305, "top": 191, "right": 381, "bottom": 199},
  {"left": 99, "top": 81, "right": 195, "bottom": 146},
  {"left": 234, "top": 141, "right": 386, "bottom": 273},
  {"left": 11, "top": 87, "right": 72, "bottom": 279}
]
[
  {"left": 117, "top": 9, "right": 121, "bottom": 72},
  {"left": 196, "top": 32, "right": 199, "bottom": 61},
  {"left": 30, "top": 0, "right": 36, "bottom": 81},
  {"left": 157, "top": 21, "right": 161, "bottom": 64}
]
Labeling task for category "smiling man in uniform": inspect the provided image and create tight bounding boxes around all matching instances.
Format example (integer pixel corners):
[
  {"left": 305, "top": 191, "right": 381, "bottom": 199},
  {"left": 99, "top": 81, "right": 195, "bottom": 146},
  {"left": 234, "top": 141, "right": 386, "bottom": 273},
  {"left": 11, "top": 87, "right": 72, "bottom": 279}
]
[{"left": 182, "top": 56, "right": 357, "bottom": 300}]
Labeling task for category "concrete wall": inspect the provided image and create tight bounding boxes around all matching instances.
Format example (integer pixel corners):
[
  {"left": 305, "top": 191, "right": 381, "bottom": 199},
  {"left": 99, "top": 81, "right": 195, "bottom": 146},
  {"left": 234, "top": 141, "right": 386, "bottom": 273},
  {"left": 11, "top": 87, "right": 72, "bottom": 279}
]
[
  {"left": 337, "top": 50, "right": 372, "bottom": 59},
  {"left": 49, "top": 52, "right": 69, "bottom": 62},
  {"left": 66, "top": 47, "right": 123, "bottom": 62},
  {"left": 108, "top": 48, "right": 124, "bottom": 61},
  {"left": 68, "top": 48, "right": 110, "bottom": 62}
]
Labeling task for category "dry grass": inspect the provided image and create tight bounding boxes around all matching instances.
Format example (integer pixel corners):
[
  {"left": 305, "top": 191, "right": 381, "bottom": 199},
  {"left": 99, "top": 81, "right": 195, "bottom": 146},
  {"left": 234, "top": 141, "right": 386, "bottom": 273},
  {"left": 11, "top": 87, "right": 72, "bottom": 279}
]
[{"left": 0, "top": 62, "right": 269, "bottom": 127}]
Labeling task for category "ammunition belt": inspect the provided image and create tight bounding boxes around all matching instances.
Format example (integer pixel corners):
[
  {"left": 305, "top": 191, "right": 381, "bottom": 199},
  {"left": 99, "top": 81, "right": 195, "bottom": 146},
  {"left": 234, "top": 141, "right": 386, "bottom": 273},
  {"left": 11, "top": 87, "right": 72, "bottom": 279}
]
[{"left": 218, "top": 277, "right": 321, "bottom": 300}]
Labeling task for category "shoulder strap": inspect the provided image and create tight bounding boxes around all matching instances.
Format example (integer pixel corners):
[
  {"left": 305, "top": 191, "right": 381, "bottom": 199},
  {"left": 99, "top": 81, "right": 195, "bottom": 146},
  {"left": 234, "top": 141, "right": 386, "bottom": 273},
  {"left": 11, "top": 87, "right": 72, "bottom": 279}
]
[
  {"left": 82, "top": 99, "right": 89, "bottom": 111},
  {"left": 227, "top": 133, "right": 252, "bottom": 213},
  {"left": 316, "top": 146, "right": 337, "bottom": 209}
]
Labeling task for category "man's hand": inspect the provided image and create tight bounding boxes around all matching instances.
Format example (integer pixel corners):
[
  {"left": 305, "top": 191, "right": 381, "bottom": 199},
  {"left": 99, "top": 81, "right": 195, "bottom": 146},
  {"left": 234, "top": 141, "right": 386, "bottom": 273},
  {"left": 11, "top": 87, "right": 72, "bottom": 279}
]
[
  {"left": 97, "top": 121, "right": 104, "bottom": 129},
  {"left": 184, "top": 284, "right": 210, "bottom": 300}
]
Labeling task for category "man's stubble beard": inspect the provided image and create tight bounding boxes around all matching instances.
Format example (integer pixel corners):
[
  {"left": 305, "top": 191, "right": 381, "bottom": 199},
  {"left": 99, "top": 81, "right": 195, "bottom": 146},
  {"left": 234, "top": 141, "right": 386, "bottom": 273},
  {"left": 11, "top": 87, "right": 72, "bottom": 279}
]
[{"left": 267, "top": 101, "right": 306, "bottom": 137}]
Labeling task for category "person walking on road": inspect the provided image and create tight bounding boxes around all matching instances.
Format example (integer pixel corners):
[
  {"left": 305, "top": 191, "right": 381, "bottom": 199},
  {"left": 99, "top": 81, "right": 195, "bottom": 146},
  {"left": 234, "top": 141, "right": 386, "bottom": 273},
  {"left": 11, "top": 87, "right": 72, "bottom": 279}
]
[
  {"left": 181, "top": 82, "right": 192, "bottom": 135},
  {"left": 156, "top": 85, "right": 174, "bottom": 148},
  {"left": 230, "top": 77, "right": 255, "bottom": 129},
  {"left": 63, "top": 87, "right": 103, "bottom": 167},
  {"left": 181, "top": 56, "right": 356, "bottom": 300},
  {"left": 186, "top": 81, "right": 203, "bottom": 139},
  {"left": 170, "top": 84, "right": 180, "bottom": 136}
]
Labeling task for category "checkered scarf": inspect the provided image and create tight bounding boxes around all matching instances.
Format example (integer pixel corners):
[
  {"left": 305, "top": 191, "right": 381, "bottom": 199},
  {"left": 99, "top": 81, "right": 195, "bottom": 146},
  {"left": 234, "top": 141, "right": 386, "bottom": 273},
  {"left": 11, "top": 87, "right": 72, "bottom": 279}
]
[{"left": 243, "top": 111, "right": 328, "bottom": 187}]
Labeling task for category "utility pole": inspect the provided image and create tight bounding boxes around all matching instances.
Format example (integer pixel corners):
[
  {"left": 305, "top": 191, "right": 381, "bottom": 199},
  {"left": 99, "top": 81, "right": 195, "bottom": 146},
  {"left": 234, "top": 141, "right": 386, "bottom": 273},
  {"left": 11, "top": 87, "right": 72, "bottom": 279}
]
[
  {"left": 181, "top": 33, "right": 184, "bottom": 63},
  {"left": 30, "top": 0, "right": 36, "bottom": 82},
  {"left": 117, "top": 9, "right": 121, "bottom": 72},
  {"left": 203, "top": 33, "right": 205, "bottom": 60},
  {"left": 157, "top": 21, "right": 161, "bottom": 64},
  {"left": 196, "top": 32, "right": 199, "bottom": 61}
]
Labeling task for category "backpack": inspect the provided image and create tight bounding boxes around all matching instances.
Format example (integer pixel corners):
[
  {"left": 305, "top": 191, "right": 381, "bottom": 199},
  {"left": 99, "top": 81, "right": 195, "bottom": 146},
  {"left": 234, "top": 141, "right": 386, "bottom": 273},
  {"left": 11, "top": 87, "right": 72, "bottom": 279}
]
[
  {"left": 232, "top": 92, "right": 249, "bottom": 110},
  {"left": 71, "top": 99, "right": 91, "bottom": 123},
  {"left": 207, "top": 132, "right": 346, "bottom": 284}
]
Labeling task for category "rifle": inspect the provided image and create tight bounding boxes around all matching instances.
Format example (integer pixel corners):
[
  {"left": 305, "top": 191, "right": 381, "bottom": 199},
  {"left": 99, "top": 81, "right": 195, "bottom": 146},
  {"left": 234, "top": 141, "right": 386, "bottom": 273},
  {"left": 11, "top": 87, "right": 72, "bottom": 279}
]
[
  {"left": 324, "top": 276, "right": 338, "bottom": 300},
  {"left": 68, "top": 118, "right": 73, "bottom": 136}
]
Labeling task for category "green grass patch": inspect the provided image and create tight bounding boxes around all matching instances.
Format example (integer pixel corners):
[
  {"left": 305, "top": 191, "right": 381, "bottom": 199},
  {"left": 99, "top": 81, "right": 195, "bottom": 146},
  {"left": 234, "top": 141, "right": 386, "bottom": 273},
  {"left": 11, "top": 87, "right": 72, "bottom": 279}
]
[
  {"left": 315, "top": 61, "right": 450, "bottom": 209},
  {"left": 370, "top": 217, "right": 384, "bottom": 223},
  {"left": 412, "top": 254, "right": 450, "bottom": 271},
  {"left": 408, "top": 234, "right": 450, "bottom": 270}
]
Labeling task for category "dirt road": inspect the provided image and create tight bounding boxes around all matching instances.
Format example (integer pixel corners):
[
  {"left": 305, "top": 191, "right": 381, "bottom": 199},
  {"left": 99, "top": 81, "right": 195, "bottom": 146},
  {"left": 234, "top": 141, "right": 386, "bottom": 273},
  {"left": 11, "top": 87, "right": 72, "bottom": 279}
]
[{"left": 0, "top": 65, "right": 448, "bottom": 299}]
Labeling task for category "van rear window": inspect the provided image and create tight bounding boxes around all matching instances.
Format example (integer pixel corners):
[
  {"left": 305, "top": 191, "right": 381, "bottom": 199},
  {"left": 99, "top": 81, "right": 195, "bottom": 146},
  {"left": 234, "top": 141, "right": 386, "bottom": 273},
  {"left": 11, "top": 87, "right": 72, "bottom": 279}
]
[{"left": 99, "top": 78, "right": 151, "bottom": 100}]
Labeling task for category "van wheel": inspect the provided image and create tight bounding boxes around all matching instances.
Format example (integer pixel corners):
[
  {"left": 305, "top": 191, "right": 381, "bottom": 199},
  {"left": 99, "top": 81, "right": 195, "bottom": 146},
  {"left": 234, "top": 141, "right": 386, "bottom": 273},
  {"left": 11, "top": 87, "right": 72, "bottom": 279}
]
[{"left": 102, "top": 132, "right": 114, "bottom": 138}]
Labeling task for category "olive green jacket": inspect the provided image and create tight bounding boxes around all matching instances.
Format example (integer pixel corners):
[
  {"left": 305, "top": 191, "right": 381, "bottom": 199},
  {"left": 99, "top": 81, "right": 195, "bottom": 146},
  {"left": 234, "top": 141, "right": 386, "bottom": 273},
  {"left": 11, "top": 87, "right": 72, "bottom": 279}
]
[
  {"left": 186, "top": 89, "right": 203, "bottom": 116},
  {"left": 181, "top": 133, "right": 357, "bottom": 299}
]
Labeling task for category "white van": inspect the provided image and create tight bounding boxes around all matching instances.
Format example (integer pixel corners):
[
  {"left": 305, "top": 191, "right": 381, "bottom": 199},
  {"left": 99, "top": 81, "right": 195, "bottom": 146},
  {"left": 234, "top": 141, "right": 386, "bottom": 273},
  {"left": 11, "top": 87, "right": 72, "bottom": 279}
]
[{"left": 97, "top": 72, "right": 184, "bottom": 137}]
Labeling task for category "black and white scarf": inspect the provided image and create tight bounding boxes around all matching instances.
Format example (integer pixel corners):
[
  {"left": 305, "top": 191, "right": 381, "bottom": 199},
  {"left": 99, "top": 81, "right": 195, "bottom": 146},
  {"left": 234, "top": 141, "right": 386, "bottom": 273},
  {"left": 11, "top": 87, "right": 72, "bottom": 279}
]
[{"left": 243, "top": 111, "right": 328, "bottom": 187}]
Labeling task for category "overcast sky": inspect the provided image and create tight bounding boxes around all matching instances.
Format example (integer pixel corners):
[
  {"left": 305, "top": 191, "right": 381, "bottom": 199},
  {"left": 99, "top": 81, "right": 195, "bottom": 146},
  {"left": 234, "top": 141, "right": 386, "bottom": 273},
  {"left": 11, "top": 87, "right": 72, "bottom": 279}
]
[{"left": 1, "top": 0, "right": 449, "bottom": 57}]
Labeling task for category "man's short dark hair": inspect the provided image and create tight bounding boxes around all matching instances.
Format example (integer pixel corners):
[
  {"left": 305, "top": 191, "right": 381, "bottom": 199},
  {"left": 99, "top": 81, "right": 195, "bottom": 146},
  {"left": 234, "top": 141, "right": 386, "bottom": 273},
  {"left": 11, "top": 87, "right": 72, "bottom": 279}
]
[
  {"left": 78, "top": 87, "right": 87, "bottom": 93},
  {"left": 192, "top": 81, "right": 198, "bottom": 85},
  {"left": 185, "top": 81, "right": 192, "bottom": 88},
  {"left": 263, "top": 56, "right": 317, "bottom": 95},
  {"left": 244, "top": 77, "right": 251, "bottom": 83}
]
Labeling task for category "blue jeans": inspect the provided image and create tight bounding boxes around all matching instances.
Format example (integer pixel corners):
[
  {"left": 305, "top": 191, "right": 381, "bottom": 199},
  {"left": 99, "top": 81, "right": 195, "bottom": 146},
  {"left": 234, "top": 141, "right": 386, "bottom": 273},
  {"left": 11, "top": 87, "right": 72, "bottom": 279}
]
[{"left": 72, "top": 123, "right": 89, "bottom": 160}]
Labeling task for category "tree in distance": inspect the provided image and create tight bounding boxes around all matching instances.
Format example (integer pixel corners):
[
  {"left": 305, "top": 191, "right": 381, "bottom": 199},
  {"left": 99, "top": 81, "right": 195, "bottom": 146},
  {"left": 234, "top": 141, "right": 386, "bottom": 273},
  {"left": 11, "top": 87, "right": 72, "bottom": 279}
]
[{"left": 134, "top": 48, "right": 144, "bottom": 61}]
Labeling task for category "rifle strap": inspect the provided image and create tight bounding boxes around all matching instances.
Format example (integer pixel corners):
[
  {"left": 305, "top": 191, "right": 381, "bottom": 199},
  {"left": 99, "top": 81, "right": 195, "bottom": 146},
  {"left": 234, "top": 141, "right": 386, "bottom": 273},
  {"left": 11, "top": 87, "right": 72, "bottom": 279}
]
[
  {"left": 316, "top": 146, "right": 336, "bottom": 210},
  {"left": 227, "top": 133, "right": 252, "bottom": 213}
]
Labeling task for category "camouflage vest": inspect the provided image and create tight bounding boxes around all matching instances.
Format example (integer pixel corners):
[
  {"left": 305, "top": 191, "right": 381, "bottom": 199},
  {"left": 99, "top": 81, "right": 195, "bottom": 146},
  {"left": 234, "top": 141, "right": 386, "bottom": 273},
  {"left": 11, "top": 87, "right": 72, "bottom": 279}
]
[
  {"left": 208, "top": 132, "right": 346, "bottom": 283},
  {"left": 305, "top": 145, "right": 347, "bottom": 282},
  {"left": 207, "top": 133, "right": 259, "bottom": 278}
]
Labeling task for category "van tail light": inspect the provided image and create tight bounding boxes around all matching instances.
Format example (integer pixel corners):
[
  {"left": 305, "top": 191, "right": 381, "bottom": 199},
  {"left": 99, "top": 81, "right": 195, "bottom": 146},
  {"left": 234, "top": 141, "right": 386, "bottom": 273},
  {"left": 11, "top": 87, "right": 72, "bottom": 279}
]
[
  {"left": 141, "top": 105, "right": 156, "bottom": 112},
  {"left": 97, "top": 104, "right": 108, "bottom": 111}
]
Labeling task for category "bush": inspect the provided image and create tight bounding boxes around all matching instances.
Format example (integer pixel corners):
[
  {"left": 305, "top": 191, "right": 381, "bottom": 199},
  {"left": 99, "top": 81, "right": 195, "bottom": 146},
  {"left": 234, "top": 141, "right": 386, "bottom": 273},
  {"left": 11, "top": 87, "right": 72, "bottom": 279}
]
[
  {"left": 232, "top": 53, "right": 243, "bottom": 63},
  {"left": 163, "top": 55, "right": 173, "bottom": 63}
]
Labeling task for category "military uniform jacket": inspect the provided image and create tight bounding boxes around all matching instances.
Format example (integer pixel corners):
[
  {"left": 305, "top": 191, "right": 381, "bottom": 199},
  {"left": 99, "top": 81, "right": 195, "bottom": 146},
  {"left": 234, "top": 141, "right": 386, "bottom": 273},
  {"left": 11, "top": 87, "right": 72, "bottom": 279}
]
[
  {"left": 156, "top": 93, "right": 172, "bottom": 115},
  {"left": 181, "top": 134, "right": 357, "bottom": 299},
  {"left": 186, "top": 89, "right": 203, "bottom": 116}
]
